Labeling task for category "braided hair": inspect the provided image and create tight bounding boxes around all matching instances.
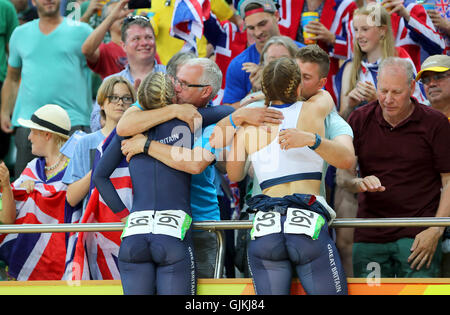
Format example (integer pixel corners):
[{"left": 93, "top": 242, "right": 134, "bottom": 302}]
[
  {"left": 261, "top": 57, "right": 302, "bottom": 107},
  {"left": 138, "top": 72, "right": 176, "bottom": 110}
]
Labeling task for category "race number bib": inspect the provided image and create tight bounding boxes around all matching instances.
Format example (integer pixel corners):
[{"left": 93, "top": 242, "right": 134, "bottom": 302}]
[
  {"left": 122, "top": 210, "right": 192, "bottom": 240},
  {"left": 284, "top": 208, "right": 325, "bottom": 240},
  {"left": 154, "top": 210, "right": 192, "bottom": 240},
  {"left": 121, "top": 210, "right": 155, "bottom": 239},
  {"left": 250, "top": 211, "right": 281, "bottom": 240}
]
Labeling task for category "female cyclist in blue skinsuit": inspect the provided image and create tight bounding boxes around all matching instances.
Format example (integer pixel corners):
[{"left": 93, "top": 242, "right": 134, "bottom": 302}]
[
  {"left": 226, "top": 57, "right": 348, "bottom": 295},
  {"left": 93, "top": 72, "right": 232, "bottom": 295}
]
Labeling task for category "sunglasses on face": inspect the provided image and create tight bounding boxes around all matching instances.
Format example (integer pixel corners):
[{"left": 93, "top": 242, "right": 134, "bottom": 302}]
[
  {"left": 419, "top": 71, "right": 450, "bottom": 85},
  {"left": 123, "top": 15, "right": 150, "bottom": 25}
]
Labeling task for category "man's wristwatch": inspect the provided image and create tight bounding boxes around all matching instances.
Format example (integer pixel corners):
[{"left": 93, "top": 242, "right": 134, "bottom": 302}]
[
  {"left": 308, "top": 133, "right": 322, "bottom": 150},
  {"left": 143, "top": 137, "right": 151, "bottom": 155}
]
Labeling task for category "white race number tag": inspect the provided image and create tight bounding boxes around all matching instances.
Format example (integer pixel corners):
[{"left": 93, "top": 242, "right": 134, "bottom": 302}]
[
  {"left": 250, "top": 211, "right": 281, "bottom": 240},
  {"left": 154, "top": 210, "right": 192, "bottom": 240},
  {"left": 122, "top": 210, "right": 192, "bottom": 240},
  {"left": 122, "top": 210, "right": 155, "bottom": 239},
  {"left": 284, "top": 208, "right": 325, "bottom": 240}
]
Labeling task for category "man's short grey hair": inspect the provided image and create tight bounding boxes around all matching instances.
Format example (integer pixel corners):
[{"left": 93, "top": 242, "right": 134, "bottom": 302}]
[
  {"left": 166, "top": 51, "right": 196, "bottom": 78},
  {"left": 378, "top": 57, "right": 415, "bottom": 84},
  {"left": 184, "top": 58, "right": 223, "bottom": 101},
  {"left": 260, "top": 35, "right": 299, "bottom": 64}
]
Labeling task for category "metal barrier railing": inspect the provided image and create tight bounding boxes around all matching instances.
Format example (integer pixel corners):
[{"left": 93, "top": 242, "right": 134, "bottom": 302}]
[{"left": 1, "top": 217, "right": 450, "bottom": 279}]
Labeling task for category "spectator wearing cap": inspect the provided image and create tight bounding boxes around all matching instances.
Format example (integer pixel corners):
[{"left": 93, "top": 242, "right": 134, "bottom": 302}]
[
  {"left": 222, "top": 0, "right": 304, "bottom": 108},
  {"left": 416, "top": 54, "right": 450, "bottom": 120},
  {"left": 344, "top": 57, "right": 450, "bottom": 278},
  {"left": 1, "top": 0, "right": 93, "bottom": 179},
  {"left": 417, "top": 55, "right": 450, "bottom": 277}
]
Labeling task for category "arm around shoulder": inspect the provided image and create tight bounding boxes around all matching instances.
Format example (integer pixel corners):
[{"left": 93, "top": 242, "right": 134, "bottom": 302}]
[{"left": 304, "top": 89, "right": 334, "bottom": 118}]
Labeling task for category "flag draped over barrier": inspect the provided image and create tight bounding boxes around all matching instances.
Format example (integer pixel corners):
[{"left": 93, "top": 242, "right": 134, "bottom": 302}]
[
  {"left": 67, "top": 130, "right": 132, "bottom": 280},
  {"left": 0, "top": 158, "right": 78, "bottom": 280}
]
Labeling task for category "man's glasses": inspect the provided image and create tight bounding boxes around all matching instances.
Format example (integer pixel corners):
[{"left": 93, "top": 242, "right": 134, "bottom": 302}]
[
  {"left": 174, "top": 77, "right": 210, "bottom": 90},
  {"left": 419, "top": 71, "right": 450, "bottom": 85},
  {"left": 107, "top": 95, "right": 134, "bottom": 104},
  {"left": 123, "top": 15, "right": 150, "bottom": 25}
]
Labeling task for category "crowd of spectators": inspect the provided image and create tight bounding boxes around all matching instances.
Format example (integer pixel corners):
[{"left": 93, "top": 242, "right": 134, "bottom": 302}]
[{"left": 0, "top": 0, "right": 449, "bottom": 291}]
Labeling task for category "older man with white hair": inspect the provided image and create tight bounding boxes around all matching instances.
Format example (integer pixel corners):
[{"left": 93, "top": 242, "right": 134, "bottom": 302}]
[{"left": 344, "top": 57, "right": 450, "bottom": 278}]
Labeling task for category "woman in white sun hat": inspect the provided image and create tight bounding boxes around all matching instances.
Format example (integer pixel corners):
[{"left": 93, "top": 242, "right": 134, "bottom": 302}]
[
  {"left": 0, "top": 104, "right": 71, "bottom": 224},
  {"left": 0, "top": 104, "right": 75, "bottom": 280}
]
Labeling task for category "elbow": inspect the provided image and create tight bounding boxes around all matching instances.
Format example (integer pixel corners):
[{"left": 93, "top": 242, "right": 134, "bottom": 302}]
[
  {"left": 226, "top": 169, "right": 244, "bottom": 183},
  {"left": 338, "top": 155, "right": 356, "bottom": 170},
  {"left": 0, "top": 208, "right": 16, "bottom": 225},
  {"left": 66, "top": 189, "right": 83, "bottom": 208},
  {"left": 115, "top": 122, "right": 126, "bottom": 137},
  {"left": 66, "top": 196, "right": 78, "bottom": 208},
  {"left": 116, "top": 114, "right": 134, "bottom": 137},
  {"left": 81, "top": 43, "right": 93, "bottom": 59},
  {"left": 91, "top": 169, "right": 102, "bottom": 191},
  {"left": 228, "top": 173, "right": 244, "bottom": 183},
  {"left": 0, "top": 215, "right": 15, "bottom": 225},
  {"left": 81, "top": 44, "right": 88, "bottom": 57},
  {"left": 1, "top": 218, "right": 15, "bottom": 225},
  {"left": 188, "top": 162, "right": 208, "bottom": 175}
]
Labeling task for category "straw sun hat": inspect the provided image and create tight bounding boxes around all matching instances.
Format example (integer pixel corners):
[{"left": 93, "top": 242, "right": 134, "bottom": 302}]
[{"left": 17, "top": 104, "right": 71, "bottom": 139}]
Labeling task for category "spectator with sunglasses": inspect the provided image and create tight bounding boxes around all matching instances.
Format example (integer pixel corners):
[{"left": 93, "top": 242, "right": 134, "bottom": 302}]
[
  {"left": 416, "top": 55, "right": 450, "bottom": 121},
  {"left": 90, "top": 9, "right": 165, "bottom": 131},
  {"left": 82, "top": 0, "right": 133, "bottom": 80},
  {"left": 417, "top": 55, "right": 450, "bottom": 277}
]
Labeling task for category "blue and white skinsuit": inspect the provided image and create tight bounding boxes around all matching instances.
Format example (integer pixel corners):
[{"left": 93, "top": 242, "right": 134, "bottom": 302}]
[
  {"left": 93, "top": 106, "right": 232, "bottom": 294},
  {"left": 246, "top": 101, "right": 347, "bottom": 295}
]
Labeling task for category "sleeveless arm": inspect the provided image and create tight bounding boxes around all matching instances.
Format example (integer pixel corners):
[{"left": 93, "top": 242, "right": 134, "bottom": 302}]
[
  {"left": 226, "top": 127, "right": 248, "bottom": 182},
  {"left": 300, "top": 90, "right": 334, "bottom": 137}
]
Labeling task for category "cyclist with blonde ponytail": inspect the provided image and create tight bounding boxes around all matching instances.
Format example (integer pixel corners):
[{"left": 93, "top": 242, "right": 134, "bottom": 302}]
[
  {"left": 226, "top": 57, "right": 347, "bottom": 295},
  {"left": 93, "top": 71, "right": 197, "bottom": 295}
]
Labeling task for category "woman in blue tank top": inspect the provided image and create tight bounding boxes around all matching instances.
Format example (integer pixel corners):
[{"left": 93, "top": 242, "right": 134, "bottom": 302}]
[
  {"left": 93, "top": 72, "right": 230, "bottom": 295},
  {"left": 226, "top": 57, "right": 348, "bottom": 295}
]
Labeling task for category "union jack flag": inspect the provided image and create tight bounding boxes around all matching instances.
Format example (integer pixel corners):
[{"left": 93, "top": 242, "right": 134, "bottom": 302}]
[
  {"left": 170, "top": 0, "right": 211, "bottom": 53},
  {"left": 64, "top": 130, "right": 132, "bottom": 280},
  {"left": 0, "top": 158, "right": 79, "bottom": 280},
  {"left": 435, "top": 0, "right": 449, "bottom": 18}
]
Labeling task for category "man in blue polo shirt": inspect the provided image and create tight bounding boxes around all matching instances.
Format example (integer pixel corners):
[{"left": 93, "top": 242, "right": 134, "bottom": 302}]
[{"left": 222, "top": 0, "right": 304, "bottom": 108}]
